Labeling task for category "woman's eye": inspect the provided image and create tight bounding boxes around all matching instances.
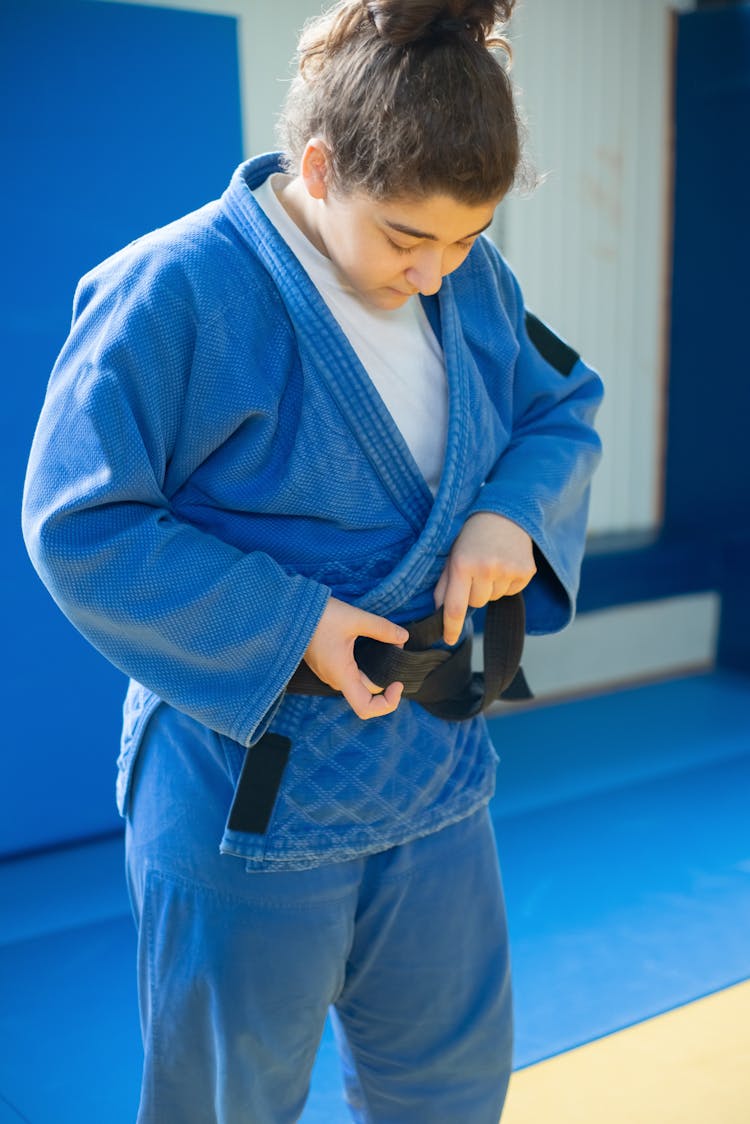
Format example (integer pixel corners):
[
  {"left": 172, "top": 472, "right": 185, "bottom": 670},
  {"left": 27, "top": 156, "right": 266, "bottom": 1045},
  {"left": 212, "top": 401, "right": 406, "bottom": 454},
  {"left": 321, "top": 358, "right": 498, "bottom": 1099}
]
[
  {"left": 386, "top": 235, "right": 475, "bottom": 255},
  {"left": 387, "top": 237, "right": 416, "bottom": 255}
]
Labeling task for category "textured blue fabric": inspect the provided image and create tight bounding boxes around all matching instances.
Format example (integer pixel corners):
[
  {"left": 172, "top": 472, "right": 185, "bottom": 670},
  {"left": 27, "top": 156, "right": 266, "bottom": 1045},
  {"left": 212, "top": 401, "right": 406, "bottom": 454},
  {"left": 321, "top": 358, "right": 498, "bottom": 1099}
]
[
  {"left": 22, "top": 153, "right": 602, "bottom": 868},
  {"left": 125, "top": 704, "right": 513, "bottom": 1124}
]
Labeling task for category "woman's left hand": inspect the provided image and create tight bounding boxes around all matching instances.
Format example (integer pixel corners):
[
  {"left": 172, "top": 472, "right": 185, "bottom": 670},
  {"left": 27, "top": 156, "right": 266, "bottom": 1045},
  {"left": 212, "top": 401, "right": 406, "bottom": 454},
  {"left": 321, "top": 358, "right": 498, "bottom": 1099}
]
[{"left": 434, "top": 512, "right": 537, "bottom": 646}]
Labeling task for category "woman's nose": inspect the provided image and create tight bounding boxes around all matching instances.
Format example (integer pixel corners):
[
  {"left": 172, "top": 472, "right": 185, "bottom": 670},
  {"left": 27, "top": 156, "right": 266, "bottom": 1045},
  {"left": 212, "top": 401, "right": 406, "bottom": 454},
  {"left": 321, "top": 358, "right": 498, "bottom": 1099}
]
[{"left": 405, "top": 251, "right": 444, "bottom": 296}]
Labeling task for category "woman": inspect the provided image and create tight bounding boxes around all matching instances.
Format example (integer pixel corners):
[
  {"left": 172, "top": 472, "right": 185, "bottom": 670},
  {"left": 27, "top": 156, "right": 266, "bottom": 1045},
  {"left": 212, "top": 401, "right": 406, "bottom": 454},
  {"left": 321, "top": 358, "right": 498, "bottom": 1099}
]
[{"left": 22, "top": 1, "right": 603, "bottom": 1120}]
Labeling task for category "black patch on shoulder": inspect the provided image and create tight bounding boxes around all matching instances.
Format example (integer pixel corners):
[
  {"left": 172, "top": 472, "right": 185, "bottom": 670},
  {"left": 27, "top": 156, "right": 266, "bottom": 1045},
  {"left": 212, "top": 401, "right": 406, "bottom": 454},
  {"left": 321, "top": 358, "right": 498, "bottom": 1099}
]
[{"left": 525, "top": 311, "right": 579, "bottom": 376}]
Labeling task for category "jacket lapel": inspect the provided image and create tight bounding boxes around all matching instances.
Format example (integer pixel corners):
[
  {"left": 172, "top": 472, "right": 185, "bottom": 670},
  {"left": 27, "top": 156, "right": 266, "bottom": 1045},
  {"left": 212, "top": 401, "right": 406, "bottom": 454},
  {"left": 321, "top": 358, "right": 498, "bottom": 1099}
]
[{"left": 222, "top": 157, "right": 505, "bottom": 616}]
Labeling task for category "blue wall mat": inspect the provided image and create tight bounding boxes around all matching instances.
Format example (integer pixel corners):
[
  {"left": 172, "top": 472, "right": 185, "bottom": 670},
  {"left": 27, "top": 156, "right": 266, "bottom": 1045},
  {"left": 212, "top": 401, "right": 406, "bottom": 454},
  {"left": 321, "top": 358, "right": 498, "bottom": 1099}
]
[
  {"left": 667, "top": 6, "right": 749, "bottom": 534},
  {"left": 1, "top": 0, "right": 243, "bottom": 858},
  {"left": 668, "top": 6, "right": 750, "bottom": 674}
]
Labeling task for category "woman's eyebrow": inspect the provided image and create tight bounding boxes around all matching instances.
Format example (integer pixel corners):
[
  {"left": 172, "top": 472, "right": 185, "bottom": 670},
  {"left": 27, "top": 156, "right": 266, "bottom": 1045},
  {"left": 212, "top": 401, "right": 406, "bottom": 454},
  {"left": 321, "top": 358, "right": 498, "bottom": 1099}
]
[{"left": 384, "top": 217, "right": 493, "bottom": 241}]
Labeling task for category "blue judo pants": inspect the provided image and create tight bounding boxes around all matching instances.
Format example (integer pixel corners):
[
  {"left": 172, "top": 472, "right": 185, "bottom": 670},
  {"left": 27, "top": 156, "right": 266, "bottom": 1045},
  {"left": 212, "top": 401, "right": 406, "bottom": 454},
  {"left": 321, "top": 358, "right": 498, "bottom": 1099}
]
[{"left": 125, "top": 705, "right": 513, "bottom": 1123}]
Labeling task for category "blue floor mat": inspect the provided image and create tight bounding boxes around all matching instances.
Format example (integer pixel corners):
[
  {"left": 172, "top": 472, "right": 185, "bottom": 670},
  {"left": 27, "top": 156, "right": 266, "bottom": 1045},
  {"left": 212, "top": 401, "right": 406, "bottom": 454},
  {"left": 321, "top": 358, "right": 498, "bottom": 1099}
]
[
  {"left": 0, "top": 909, "right": 345, "bottom": 1124},
  {"left": 1, "top": 672, "right": 748, "bottom": 1120},
  {"left": 487, "top": 671, "right": 750, "bottom": 820},
  {"left": 497, "top": 750, "right": 750, "bottom": 1066},
  {"left": 0, "top": 917, "right": 141, "bottom": 1123},
  {"left": 0, "top": 1096, "right": 31, "bottom": 1123}
]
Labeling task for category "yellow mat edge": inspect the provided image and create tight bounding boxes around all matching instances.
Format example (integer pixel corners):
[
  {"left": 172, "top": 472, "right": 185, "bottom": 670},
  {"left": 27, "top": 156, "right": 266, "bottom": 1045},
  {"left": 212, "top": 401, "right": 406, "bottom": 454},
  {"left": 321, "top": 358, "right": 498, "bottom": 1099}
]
[{"left": 502, "top": 978, "right": 750, "bottom": 1124}]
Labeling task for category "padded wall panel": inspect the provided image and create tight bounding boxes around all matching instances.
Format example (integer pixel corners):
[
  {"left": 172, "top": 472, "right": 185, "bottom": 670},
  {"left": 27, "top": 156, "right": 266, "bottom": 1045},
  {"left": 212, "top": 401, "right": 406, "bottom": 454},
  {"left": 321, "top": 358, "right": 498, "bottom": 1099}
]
[
  {"left": 1, "top": 0, "right": 243, "bottom": 857},
  {"left": 668, "top": 6, "right": 750, "bottom": 674},
  {"left": 666, "top": 8, "right": 750, "bottom": 534}
]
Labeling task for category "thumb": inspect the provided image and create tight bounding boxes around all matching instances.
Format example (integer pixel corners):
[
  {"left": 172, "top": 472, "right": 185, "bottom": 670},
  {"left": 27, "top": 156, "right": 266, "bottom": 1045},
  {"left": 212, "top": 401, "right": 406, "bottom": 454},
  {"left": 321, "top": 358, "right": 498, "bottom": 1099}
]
[{"left": 353, "top": 608, "right": 409, "bottom": 647}]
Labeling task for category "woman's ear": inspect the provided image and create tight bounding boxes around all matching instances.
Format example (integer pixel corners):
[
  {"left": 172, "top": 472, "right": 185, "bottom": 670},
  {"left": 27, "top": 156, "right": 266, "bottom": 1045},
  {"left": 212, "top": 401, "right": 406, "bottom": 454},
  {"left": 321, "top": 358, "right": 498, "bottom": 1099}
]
[{"left": 299, "top": 138, "right": 331, "bottom": 200}]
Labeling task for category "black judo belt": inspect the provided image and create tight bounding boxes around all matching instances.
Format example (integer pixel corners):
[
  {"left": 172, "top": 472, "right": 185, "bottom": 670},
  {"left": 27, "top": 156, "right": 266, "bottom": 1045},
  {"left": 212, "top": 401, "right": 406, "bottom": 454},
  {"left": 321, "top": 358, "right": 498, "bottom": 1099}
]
[
  {"left": 287, "top": 593, "right": 532, "bottom": 717},
  {"left": 227, "top": 595, "right": 531, "bottom": 837}
]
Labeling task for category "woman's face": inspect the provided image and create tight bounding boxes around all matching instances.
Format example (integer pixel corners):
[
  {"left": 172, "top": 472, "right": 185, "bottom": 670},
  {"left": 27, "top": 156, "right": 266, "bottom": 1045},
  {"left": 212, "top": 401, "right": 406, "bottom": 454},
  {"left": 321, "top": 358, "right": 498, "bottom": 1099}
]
[{"left": 316, "top": 188, "right": 500, "bottom": 310}]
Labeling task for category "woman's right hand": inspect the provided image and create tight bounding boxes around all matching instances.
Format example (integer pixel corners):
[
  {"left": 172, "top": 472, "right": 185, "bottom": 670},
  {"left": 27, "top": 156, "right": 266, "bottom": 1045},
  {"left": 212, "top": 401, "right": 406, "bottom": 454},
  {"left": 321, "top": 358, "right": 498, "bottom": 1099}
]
[{"left": 303, "top": 597, "right": 409, "bottom": 719}]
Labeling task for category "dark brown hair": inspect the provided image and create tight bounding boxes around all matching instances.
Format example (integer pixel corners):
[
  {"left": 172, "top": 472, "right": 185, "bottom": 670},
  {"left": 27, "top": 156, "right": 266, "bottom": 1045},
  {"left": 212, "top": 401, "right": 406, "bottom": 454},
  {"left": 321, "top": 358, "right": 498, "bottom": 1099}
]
[{"left": 278, "top": 1, "right": 528, "bottom": 204}]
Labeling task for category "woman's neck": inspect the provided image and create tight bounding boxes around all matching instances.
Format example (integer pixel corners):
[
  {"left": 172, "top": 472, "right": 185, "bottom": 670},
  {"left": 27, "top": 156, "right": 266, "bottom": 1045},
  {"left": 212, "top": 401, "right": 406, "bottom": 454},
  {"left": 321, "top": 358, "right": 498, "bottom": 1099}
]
[{"left": 273, "top": 175, "right": 329, "bottom": 259}]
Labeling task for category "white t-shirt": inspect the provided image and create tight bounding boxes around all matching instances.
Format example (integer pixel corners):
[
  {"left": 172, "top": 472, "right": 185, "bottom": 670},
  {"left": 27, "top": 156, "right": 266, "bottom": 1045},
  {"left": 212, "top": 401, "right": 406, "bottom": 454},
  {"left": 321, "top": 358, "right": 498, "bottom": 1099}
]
[{"left": 252, "top": 174, "right": 448, "bottom": 495}]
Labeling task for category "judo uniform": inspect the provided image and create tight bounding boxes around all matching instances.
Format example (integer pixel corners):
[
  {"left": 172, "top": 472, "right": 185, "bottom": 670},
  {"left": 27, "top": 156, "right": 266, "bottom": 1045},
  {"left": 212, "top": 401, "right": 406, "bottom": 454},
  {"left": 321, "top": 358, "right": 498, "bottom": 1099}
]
[{"left": 22, "top": 153, "right": 603, "bottom": 1121}]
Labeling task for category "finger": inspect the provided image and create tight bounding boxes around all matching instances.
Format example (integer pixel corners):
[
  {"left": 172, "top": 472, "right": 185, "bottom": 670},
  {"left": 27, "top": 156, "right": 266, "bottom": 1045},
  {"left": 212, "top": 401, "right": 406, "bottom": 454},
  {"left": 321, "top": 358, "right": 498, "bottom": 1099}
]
[
  {"left": 355, "top": 609, "right": 409, "bottom": 647},
  {"left": 382, "top": 681, "right": 404, "bottom": 708},
  {"left": 500, "top": 573, "right": 534, "bottom": 598},
  {"left": 434, "top": 566, "right": 448, "bottom": 608},
  {"left": 342, "top": 676, "right": 403, "bottom": 720},
  {"left": 502, "top": 580, "right": 523, "bottom": 597},
  {"left": 511, "top": 569, "right": 536, "bottom": 593},
  {"left": 359, "top": 669, "right": 385, "bottom": 695},
  {"left": 358, "top": 682, "right": 403, "bottom": 719},
  {"left": 467, "top": 577, "right": 494, "bottom": 609},
  {"left": 441, "top": 571, "right": 472, "bottom": 646}
]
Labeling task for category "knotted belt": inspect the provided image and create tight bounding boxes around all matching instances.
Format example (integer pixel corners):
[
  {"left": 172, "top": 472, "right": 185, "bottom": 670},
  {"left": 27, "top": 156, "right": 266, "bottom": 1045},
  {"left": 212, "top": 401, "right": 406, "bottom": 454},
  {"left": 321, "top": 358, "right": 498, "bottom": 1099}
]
[
  {"left": 227, "top": 595, "right": 531, "bottom": 837},
  {"left": 286, "top": 593, "right": 532, "bottom": 718}
]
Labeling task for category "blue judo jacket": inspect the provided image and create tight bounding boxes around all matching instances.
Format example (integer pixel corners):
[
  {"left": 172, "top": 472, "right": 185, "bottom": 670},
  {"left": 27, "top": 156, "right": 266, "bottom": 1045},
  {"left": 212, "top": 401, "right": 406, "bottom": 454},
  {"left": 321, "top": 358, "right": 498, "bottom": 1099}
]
[{"left": 22, "top": 154, "right": 603, "bottom": 869}]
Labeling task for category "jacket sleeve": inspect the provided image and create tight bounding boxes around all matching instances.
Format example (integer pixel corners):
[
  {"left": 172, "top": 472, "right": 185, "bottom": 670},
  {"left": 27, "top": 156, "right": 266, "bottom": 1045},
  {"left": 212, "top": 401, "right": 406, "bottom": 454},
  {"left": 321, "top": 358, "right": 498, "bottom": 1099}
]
[
  {"left": 467, "top": 250, "right": 604, "bottom": 634},
  {"left": 21, "top": 253, "right": 330, "bottom": 747}
]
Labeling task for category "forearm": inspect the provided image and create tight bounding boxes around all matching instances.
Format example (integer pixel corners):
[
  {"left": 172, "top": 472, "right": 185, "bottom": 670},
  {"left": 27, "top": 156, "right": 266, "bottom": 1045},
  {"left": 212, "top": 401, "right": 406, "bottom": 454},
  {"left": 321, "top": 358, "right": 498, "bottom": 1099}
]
[{"left": 22, "top": 490, "right": 331, "bottom": 745}]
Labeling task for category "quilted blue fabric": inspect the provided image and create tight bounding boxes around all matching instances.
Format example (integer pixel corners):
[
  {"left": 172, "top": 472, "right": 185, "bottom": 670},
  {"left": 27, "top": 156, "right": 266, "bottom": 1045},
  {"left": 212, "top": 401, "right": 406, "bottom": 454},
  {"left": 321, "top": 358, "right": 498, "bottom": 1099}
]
[{"left": 22, "top": 154, "right": 602, "bottom": 868}]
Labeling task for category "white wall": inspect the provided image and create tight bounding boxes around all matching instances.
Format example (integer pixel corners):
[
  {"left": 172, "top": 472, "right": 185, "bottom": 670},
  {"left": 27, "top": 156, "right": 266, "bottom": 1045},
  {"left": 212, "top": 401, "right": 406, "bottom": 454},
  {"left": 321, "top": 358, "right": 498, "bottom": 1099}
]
[{"left": 501, "top": 0, "right": 694, "bottom": 535}]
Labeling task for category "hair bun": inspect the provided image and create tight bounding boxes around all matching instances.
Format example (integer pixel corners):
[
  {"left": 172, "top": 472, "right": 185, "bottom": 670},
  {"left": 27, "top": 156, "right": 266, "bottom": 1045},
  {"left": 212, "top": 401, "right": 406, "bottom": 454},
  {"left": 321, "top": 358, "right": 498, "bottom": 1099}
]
[{"left": 364, "top": 1, "right": 515, "bottom": 48}]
